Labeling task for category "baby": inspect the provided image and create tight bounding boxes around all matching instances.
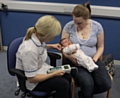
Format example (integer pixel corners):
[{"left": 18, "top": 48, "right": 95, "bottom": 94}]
[{"left": 60, "top": 38, "right": 98, "bottom": 72}]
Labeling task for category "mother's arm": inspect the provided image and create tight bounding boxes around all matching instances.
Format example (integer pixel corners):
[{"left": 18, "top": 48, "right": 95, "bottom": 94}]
[{"left": 93, "top": 31, "right": 104, "bottom": 62}]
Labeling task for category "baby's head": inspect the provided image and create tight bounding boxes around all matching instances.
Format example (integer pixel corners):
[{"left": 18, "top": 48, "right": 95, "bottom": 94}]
[{"left": 60, "top": 38, "right": 72, "bottom": 47}]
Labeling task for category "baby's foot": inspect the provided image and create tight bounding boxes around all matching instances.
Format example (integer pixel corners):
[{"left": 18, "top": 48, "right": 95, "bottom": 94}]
[
  {"left": 88, "top": 64, "right": 98, "bottom": 72},
  {"left": 94, "top": 64, "right": 99, "bottom": 70},
  {"left": 88, "top": 67, "right": 94, "bottom": 72}
]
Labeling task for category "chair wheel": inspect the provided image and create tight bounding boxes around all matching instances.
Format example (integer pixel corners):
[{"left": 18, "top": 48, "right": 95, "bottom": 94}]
[
  {"left": 21, "top": 93, "right": 26, "bottom": 98},
  {"left": 14, "top": 89, "right": 20, "bottom": 96},
  {"left": 26, "top": 93, "right": 32, "bottom": 97}
]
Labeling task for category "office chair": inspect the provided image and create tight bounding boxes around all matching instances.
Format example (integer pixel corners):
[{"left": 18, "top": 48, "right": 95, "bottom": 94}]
[
  {"left": 7, "top": 37, "right": 61, "bottom": 98},
  {"left": 62, "top": 55, "right": 113, "bottom": 98}
]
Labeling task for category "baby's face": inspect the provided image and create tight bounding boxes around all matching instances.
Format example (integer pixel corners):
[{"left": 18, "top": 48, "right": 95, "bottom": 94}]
[{"left": 61, "top": 38, "right": 72, "bottom": 47}]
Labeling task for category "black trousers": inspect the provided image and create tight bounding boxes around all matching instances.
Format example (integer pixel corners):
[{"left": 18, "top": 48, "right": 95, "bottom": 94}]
[
  {"left": 64, "top": 59, "right": 112, "bottom": 98},
  {"left": 33, "top": 74, "right": 72, "bottom": 98}
]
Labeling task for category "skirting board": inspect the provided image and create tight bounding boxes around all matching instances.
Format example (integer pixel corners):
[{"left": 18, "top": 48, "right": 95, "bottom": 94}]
[
  {"left": 0, "top": 1, "right": 120, "bottom": 19},
  {"left": 3, "top": 46, "right": 120, "bottom": 65}
]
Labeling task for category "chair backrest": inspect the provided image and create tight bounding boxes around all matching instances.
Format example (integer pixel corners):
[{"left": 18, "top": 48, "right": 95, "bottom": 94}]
[
  {"left": 7, "top": 37, "right": 31, "bottom": 93},
  {"left": 7, "top": 37, "right": 23, "bottom": 76}
]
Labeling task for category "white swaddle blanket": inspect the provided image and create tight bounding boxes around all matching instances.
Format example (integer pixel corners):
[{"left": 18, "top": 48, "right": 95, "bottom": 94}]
[{"left": 63, "top": 44, "right": 98, "bottom": 72}]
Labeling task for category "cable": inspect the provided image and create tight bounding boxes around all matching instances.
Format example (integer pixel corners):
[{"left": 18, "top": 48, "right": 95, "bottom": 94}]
[{"left": 71, "top": 67, "right": 78, "bottom": 80}]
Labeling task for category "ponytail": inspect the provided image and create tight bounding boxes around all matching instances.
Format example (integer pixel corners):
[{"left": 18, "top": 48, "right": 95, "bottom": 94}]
[
  {"left": 83, "top": 2, "right": 91, "bottom": 17},
  {"left": 24, "top": 27, "right": 35, "bottom": 40}
]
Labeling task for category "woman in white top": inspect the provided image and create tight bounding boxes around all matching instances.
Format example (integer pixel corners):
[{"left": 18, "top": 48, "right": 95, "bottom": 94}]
[{"left": 16, "top": 15, "right": 71, "bottom": 98}]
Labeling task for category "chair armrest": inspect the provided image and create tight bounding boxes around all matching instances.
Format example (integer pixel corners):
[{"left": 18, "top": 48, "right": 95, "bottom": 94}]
[
  {"left": 47, "top": 52, "right": 61, "bottom": 67},
  {"left": 10, "top": 68, "right": 27, "bottom": 79},
  {"left": 47, "top": 52, "right": 61, "bottom": 59},
  {"left": 10, "top": 68, "right": 27, "bottom": 92}
]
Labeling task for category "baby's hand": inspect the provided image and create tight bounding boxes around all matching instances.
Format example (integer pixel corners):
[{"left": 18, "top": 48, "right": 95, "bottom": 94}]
[
  {"left": 71, "top": 45, "right": 78, "bottom": 54},
  {"left": 75, "top": 45, "right": 78, "bottom": 50}
]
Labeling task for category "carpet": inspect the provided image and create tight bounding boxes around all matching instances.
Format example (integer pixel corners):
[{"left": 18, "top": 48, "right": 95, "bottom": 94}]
[{"left": 0, "top": 51, "right": 120, "bottom": 98}]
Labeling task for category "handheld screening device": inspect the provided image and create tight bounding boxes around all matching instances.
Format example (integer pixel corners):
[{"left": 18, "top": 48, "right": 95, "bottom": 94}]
[{"left": 47, "top": 64, "right": 71, "bottom": 74}]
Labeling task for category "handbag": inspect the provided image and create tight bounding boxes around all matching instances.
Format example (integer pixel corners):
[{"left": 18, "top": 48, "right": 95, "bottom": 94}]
[{"left": 102, "top": 54, "right": 115, "bottom": 76}]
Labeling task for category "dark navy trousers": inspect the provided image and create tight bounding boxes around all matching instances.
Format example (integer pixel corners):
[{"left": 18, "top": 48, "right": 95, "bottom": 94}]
[
  {"left": 33, "top": 74, "right": 72, "bottom": 98},
  {"left": 64, "top": 59, "right": 112, "bottom": 98}
]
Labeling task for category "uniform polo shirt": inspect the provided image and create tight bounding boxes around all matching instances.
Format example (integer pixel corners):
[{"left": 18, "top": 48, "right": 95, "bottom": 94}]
[{"left": 16, "top": 33, "right": 53, "bottom": 90}]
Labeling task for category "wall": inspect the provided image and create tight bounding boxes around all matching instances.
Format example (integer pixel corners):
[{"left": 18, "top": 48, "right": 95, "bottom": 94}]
[
  {"left": 0, "top": 0, "right": 120, "bottom": 60},
  {"left": 17, "top": 0, "right": 120, "bottom": 7}
]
